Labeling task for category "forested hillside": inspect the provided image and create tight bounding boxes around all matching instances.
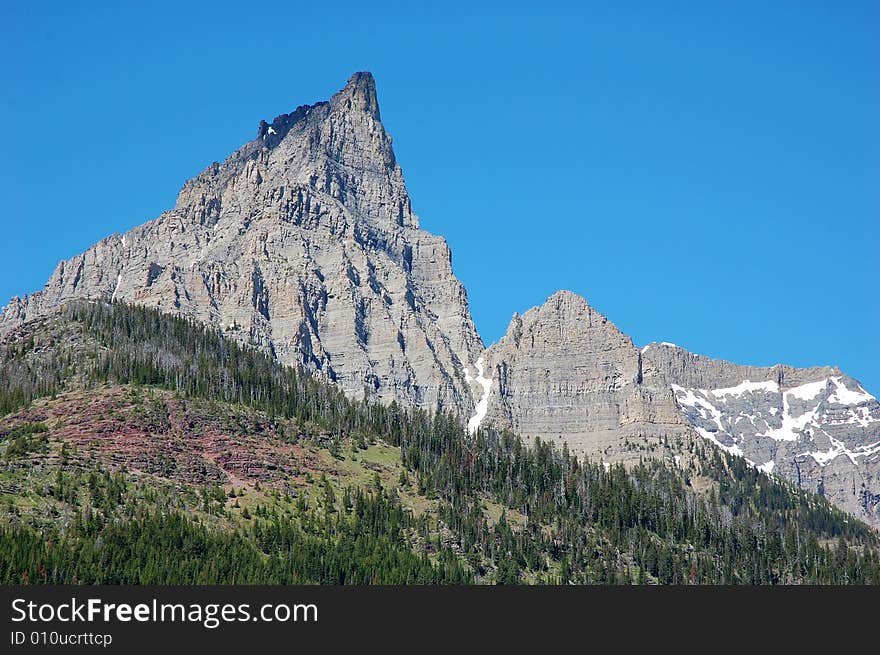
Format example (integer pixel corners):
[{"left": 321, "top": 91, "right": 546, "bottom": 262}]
[{"left": 1, "top": 301, "right": 878, "bottom": 584}]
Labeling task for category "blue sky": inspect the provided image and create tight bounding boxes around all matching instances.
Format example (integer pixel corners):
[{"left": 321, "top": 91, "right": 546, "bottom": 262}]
[{"left": 2, "top": 1, "right": 878, "bottom": 391}]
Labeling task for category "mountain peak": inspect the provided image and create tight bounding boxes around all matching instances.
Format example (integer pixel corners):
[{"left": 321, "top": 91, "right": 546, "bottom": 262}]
[
  {"left": 331, "top": 71, "right": 380, "bottom": 120},
  {"left": 532, "top": 290, "right": 611, "bottom": 326},
  {"left": 544, "top": 289, "right": 589, "bottom": 308},
  {"left": 0, "top": 70, "right": 481, "bottom": 418}
]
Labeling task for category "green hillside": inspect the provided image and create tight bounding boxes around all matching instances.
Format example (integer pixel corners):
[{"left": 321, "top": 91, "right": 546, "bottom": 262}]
[{"left": 1, "top": 301, "right": 878, "bottom": 584}]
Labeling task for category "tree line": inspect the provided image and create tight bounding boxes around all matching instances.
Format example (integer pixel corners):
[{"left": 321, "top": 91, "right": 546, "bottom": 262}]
[{"left": 1, "top": 300, "right": 878, "bottom": 584}]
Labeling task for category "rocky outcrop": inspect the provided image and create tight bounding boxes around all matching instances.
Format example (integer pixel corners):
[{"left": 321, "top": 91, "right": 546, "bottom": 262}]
[
  {"left": 476, "top": 291, "right": 692, "bottom": 461},
  {"left": 3, "top": 70, "right": 878, "bottom": 529},
  {"left": 470, "top": 291, "right": 880, "bottom": 527},
  {"left": 643, "top": 342, "right": 880, "bottom": 527},
  {"left": 0, "top": 73, "right": 483, "bottom": 415}
]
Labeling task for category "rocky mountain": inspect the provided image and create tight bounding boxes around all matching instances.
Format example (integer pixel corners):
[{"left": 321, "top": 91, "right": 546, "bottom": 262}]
[
  {"left": 2, "top": 71, "right": 877, "bottom": 531},
  {"left": 643, "top": 342, "right": 880, "bottom": 526},
  {"left": 0, "top": 73, "right": 482, "bottom": 415},
  {"left": 3, "top": 300, "right": 879, "bottom": 585},
  {"left": 471, "top": 291, "right": 880, "bottom": 527},
  {"left": 475, "top": 291, "right": 693, "bottom": 463}
]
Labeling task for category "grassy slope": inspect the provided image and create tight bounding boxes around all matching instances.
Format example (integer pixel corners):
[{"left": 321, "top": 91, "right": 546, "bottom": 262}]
[
  {"left": 0, "top": 385, "right": 531, "bottom": 583},
  {"left": 1, "top": 301, "right": 878, "bottom": 585}
]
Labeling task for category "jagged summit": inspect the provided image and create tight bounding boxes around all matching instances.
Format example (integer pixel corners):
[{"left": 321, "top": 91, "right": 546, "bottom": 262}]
[
  {"left": 255, "top": 72, "right": 378, "bottom": 146},
  {"left": 331, "top": 71, "right": 380, "bottom": 120},
  {"left": 256, "top": 103, "right": 321, "bottom": 147},
  {"left": 0, "top": 73, "right": 483, "bottom": 415}
]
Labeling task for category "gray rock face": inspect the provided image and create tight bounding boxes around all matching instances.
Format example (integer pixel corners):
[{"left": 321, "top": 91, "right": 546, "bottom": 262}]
[
  {"left": 477, "top": 291, "right": 692, "bottom": 461},
  {"left": 643, "top": 342, "right": 880, "bottom": 527},
  {"left": 0, "top": 73, "right": 483, "bottom": 415},
  {"left": 3, "top": 71, "right": 877, "bottom": 529},
  {"left": 471, "top": 291, "right": 880, "bottom": 527}
]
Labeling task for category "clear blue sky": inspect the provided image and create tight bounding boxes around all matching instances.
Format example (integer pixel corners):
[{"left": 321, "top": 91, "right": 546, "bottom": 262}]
[{"left": 2, "top": 1, "right": 878, "bottom": 391}]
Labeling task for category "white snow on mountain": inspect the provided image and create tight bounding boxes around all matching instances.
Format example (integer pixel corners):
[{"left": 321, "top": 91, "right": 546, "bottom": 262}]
[
  {"left": 465, "top": 356, "right": 493, "bottom": 434},
  {"left": 111, "top": 274, "right": 122, "bottom": 303},
  {"left": 711, "top": 380, "right": 778, "bottom": 397},
  {"left": 786, "top": 379, "right": 827, "bottom": 401},
  {"left": 757, "top": 460, "right": 775, "bottom": 474},
  {"left": 671, "top": 376, "right": 880, "bottom": 474},
  {"left": 641, "top": 341, "right": 679, "bottom": 354},
  {"left": 828, "top": 376, "right": 875, "bottom": 405}
]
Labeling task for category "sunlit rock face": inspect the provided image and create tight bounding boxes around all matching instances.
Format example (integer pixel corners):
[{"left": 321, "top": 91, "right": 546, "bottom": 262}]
[
  {"left": 0, "top": 73, "right": 483, "bottom": 416},
  {"left": 644, "top": 342, "right": 880, "bottom": 527},
  {"left": 479, "top": 291, "right": 692, "bottom": 460},
  {"left": 474, "top": 291, "right": 880, "bottom": 527}
]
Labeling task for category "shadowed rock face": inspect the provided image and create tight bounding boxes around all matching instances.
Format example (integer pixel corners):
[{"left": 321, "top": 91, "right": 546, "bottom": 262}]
[
  {"left": 480, "top": 291, "right": 692, "bottom": 461},
  {"left": 0, "top": 73, "right": 483, "bottom": 415},
  {"left": 643, "top": 342, "right": 880, "bottom": 527}
]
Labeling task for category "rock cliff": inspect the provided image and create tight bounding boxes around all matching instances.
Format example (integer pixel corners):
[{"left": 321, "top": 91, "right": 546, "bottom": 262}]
[
  {"left": 644, "top": 342, "right": 880, "bottom": 526},
  {"left": 0, "top": 73, "right": 483, "bottom": 414},
  {"left": 478, "top": 291, "right": 692, "bottom": 462},
  {"left": 470, "top": 292, "right": 880, "bottom": 526}
]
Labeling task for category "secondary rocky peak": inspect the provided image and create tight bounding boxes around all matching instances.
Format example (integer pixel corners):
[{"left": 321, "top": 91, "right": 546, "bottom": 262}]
[
  {"left": 331, "top": 71, "right": 380, "bottom": 120},
  {"left": 477, "top": 290, "right": 688, "bottom": 460},
  {"left": 526, "top": 290, "right": 622, "bottom": 334},
  {"left": 537, "top": 289, "right": 590, "bottom": 317},
  {"left": 546, "top": 288, "right": 588, "bottom": 305}
]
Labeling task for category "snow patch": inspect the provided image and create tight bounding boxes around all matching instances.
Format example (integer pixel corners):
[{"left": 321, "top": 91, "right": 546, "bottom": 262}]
[
  {"left": 641, "top": 341, "right": 679, "bottom": 353},
  {"left": 267, "top": 126, "right": 277, "bottom": 135},
  {"left": 757, "top": 388, "right": 817, "bottom": 442},
  {"left": 828, "top": 377, "right": 875, "bottom": 405},
  {"left": 672, "top": 385, "right": 726, "bottom": 432},
  {"left": 674, "top": 374, "right": 880, "bottom": 471},
  {"left": 693, "top": 426, "right": 743, "bottom": 457},
  {"left": 110, "top": 274, "right": 122, "bottom": 302},
  {"left": 823, "top": 405, "right": 878, "bottom": 428},
  {"left": 786, "top": 379, "right": 828, "bottom": 401},
  {"left": 711, "top": 380, "right": 778, "bottom": 397},
  {"left": 804, "top": 435, "right": 880, "bottom": 466},
  {"left": 466, "top": 356, "right": 493, "bottom": 434}
]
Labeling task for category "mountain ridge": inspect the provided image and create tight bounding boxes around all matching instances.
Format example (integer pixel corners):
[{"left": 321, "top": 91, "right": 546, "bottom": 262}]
[
  {"left": 2, "top": 71, "right": 877, "bottom": 529},
  {"left": 0, "top": 72, "right": 483, "bottom": 416},
  {"left": 2, "top": 299, "right": 878, "bottom": 584},
  {"left": 472, "top": 291, "right": 880, "bottom": 527}
]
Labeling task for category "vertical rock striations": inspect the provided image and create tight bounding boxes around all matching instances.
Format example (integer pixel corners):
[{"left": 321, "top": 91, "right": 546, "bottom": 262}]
[
  {"left": 0, "top": 73, "right": 483, "bottom": 415},
  {"left": 479, "top": 291, "right": 691, "bottom": 460},
  {"left": 473, "top": 291, "right": 880, "bottom": 527}
]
